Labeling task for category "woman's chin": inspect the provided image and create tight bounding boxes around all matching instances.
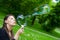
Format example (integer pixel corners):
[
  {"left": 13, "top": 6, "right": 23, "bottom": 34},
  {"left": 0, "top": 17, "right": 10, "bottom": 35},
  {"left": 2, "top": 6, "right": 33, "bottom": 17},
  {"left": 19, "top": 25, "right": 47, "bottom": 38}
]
[
  {"left": 13, "top": 24, "right": 16, "bottom": 26},
  {"left": 11, "top": 24, "right": 16, "bottom": 26}
]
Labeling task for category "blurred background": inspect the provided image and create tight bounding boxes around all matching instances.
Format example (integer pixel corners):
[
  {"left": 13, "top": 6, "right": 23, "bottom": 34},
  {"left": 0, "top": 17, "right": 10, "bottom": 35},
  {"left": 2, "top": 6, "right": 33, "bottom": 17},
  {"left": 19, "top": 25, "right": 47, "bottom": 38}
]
[{"left": 0, "top": 0, "right": 60, "bottom": 40}]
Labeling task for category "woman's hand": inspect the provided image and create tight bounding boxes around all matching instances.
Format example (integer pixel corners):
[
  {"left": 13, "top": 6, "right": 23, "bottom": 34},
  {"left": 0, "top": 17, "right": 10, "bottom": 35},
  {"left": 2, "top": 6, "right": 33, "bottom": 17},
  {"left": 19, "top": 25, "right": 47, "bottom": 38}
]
[
  {"left": 14, "top": 25, "right": 24, "bottom": 40},
  {"left": 18, "top": 25, "right": 24, "bottom": 34}
]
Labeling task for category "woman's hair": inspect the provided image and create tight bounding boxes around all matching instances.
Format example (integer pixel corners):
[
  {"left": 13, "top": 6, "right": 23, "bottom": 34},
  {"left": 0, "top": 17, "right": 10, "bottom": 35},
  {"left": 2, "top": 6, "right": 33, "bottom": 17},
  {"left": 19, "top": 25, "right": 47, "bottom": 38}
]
[{"left": 2, "top": 14, "right": 14, "bottom": 40}]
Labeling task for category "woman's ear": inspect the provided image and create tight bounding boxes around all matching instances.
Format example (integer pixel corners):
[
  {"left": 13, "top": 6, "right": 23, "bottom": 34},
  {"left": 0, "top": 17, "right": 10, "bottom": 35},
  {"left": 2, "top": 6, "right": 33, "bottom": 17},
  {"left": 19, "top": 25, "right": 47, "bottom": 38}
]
[{"left": 5, "top": 20, "right": 8, "bottom": 24}]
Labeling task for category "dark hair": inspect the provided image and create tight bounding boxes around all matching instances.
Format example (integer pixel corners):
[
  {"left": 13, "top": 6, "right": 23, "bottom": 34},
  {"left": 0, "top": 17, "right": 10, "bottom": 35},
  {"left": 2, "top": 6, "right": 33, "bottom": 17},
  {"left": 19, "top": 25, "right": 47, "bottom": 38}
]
[{"left": 2, "top": 14, "right": 14, "bottom": 40}]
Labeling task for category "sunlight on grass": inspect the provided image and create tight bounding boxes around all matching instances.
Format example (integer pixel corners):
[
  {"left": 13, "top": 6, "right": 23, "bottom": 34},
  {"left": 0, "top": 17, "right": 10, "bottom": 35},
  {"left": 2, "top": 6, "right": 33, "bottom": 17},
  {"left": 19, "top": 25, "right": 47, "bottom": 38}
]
[
  {"left": 13, "top": 25, "right": 58, "bottom": 40},
  {"left": 55, "top": 28, "right": 60, "bottom": 34}
]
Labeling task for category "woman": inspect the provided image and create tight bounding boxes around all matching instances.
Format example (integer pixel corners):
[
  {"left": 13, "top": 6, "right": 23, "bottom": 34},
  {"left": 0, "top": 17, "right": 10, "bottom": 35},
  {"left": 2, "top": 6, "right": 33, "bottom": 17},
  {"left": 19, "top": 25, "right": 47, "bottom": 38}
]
[{"left": 0, "top": 14, "right": 24, "bottom": 40}]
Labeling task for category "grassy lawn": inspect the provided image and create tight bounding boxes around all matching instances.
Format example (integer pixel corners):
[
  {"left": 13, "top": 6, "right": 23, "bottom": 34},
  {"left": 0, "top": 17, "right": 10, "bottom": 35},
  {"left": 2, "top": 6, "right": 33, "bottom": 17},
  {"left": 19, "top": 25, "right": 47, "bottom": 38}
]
[
  {"left": 13, "top": 25, "right": 58, "bottom": 40},
  {"left": 0, "top": 13, "right": 59, "bottom": 40}
]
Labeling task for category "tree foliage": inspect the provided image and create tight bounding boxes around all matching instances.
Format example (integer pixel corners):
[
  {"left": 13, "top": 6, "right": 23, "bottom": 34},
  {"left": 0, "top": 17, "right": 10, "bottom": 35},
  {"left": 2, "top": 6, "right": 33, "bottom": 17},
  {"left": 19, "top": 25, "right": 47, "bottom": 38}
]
[
  {"left": 38, "top": 2, "right": 60, "bottom": 31},
  {"left": 0, "top": 0, "right": 50, "bottom": 15}
]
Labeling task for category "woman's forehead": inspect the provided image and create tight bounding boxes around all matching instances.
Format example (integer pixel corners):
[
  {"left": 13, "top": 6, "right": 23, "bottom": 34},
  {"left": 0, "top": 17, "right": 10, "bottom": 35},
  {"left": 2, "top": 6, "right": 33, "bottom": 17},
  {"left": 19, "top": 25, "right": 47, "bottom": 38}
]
[{"left": 8, "top": 16, "right": 15, "bottom": 19}]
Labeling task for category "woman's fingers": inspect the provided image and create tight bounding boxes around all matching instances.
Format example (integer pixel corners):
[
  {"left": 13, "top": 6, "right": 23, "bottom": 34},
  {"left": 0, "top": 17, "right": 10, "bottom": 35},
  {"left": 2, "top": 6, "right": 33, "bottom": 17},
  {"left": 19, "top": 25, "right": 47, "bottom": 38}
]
[
  {"left": 19, "top": 25, "right": 24, "bottom": 33},
  {"left": 16, "top": 25, "right": 24, "bottom": 34}
]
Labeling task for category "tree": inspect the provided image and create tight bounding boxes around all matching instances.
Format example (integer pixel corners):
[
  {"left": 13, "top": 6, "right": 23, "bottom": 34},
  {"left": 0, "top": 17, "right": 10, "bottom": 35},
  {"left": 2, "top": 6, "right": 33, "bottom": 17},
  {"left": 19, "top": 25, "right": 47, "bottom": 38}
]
[{"left": 0, "top": 0, "right": 50, "bottom": 16}]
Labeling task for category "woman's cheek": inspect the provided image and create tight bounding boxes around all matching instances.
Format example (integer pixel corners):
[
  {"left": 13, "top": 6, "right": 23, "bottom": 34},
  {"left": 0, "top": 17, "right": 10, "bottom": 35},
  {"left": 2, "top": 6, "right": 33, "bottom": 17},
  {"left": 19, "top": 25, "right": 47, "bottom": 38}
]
[
  {"left": 9, "top": 20, "right": 14, "bottom": 25},
  {"left": 11, "top": 21, "right": 16, "bottom": 25}
]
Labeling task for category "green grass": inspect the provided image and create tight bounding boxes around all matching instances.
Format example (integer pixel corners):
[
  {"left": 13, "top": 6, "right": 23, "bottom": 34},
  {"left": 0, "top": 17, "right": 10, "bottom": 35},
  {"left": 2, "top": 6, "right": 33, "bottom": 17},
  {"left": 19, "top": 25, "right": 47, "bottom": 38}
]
[
  {"left": 0, "top": 13, "right": 59, "bottom": 40},
  {"left": 13, "top": 26, "right": 58, "bottom": 40},
  {"left": 55, "top": 28, "right": 60, "bottom": 34},
  {"left": 27, "top": 18, "right": 60, "bottom": 38}
]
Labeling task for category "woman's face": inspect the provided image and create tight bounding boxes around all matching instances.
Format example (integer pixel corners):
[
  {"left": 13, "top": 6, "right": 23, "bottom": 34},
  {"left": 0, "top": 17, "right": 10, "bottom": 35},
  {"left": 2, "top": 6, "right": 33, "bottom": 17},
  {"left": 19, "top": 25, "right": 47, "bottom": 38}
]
[{"left": 5, "top": 16, "right": 16, "bottom": 26}]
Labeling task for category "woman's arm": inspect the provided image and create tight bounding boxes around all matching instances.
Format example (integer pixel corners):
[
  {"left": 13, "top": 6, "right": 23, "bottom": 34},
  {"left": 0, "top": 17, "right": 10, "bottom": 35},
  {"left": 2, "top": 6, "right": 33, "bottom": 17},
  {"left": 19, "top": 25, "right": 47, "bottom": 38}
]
[{"left": 14, "top": 25, "right": 24, "bottom": 40}]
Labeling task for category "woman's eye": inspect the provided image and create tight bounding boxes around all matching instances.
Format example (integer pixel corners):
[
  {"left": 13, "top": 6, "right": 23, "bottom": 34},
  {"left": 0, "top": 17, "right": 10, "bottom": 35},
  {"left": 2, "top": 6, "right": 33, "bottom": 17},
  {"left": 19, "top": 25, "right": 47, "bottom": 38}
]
[{"left": 11, "top": 18, "right": 13, "bottom": 19}]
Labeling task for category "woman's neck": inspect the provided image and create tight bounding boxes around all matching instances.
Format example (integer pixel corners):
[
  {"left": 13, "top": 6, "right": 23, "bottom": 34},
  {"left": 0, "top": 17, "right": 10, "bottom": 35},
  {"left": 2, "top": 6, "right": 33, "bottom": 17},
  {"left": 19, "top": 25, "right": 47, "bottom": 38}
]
[{"left": 7, "top": 24, "right": 12, "bottom": 32}]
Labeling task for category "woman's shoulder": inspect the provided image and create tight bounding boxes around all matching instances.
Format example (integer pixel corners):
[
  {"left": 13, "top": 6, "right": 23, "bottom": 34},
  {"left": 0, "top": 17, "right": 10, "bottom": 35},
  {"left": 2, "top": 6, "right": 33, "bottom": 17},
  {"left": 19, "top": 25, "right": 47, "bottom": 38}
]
[
  {"left": 0, "top": 28, "right": 3, "bottom": 32},
  {"left": 0, "top": 28, "right": 9, "bottom": 37},
  {"left": 0, "top": 28, "right": 5, "bottom": 33},
  {"left": 0, "top": 28, "right": 7, "bottom": 35},
  {"left": 0, "top": 28, "right": 10, "bottom": 40}
]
